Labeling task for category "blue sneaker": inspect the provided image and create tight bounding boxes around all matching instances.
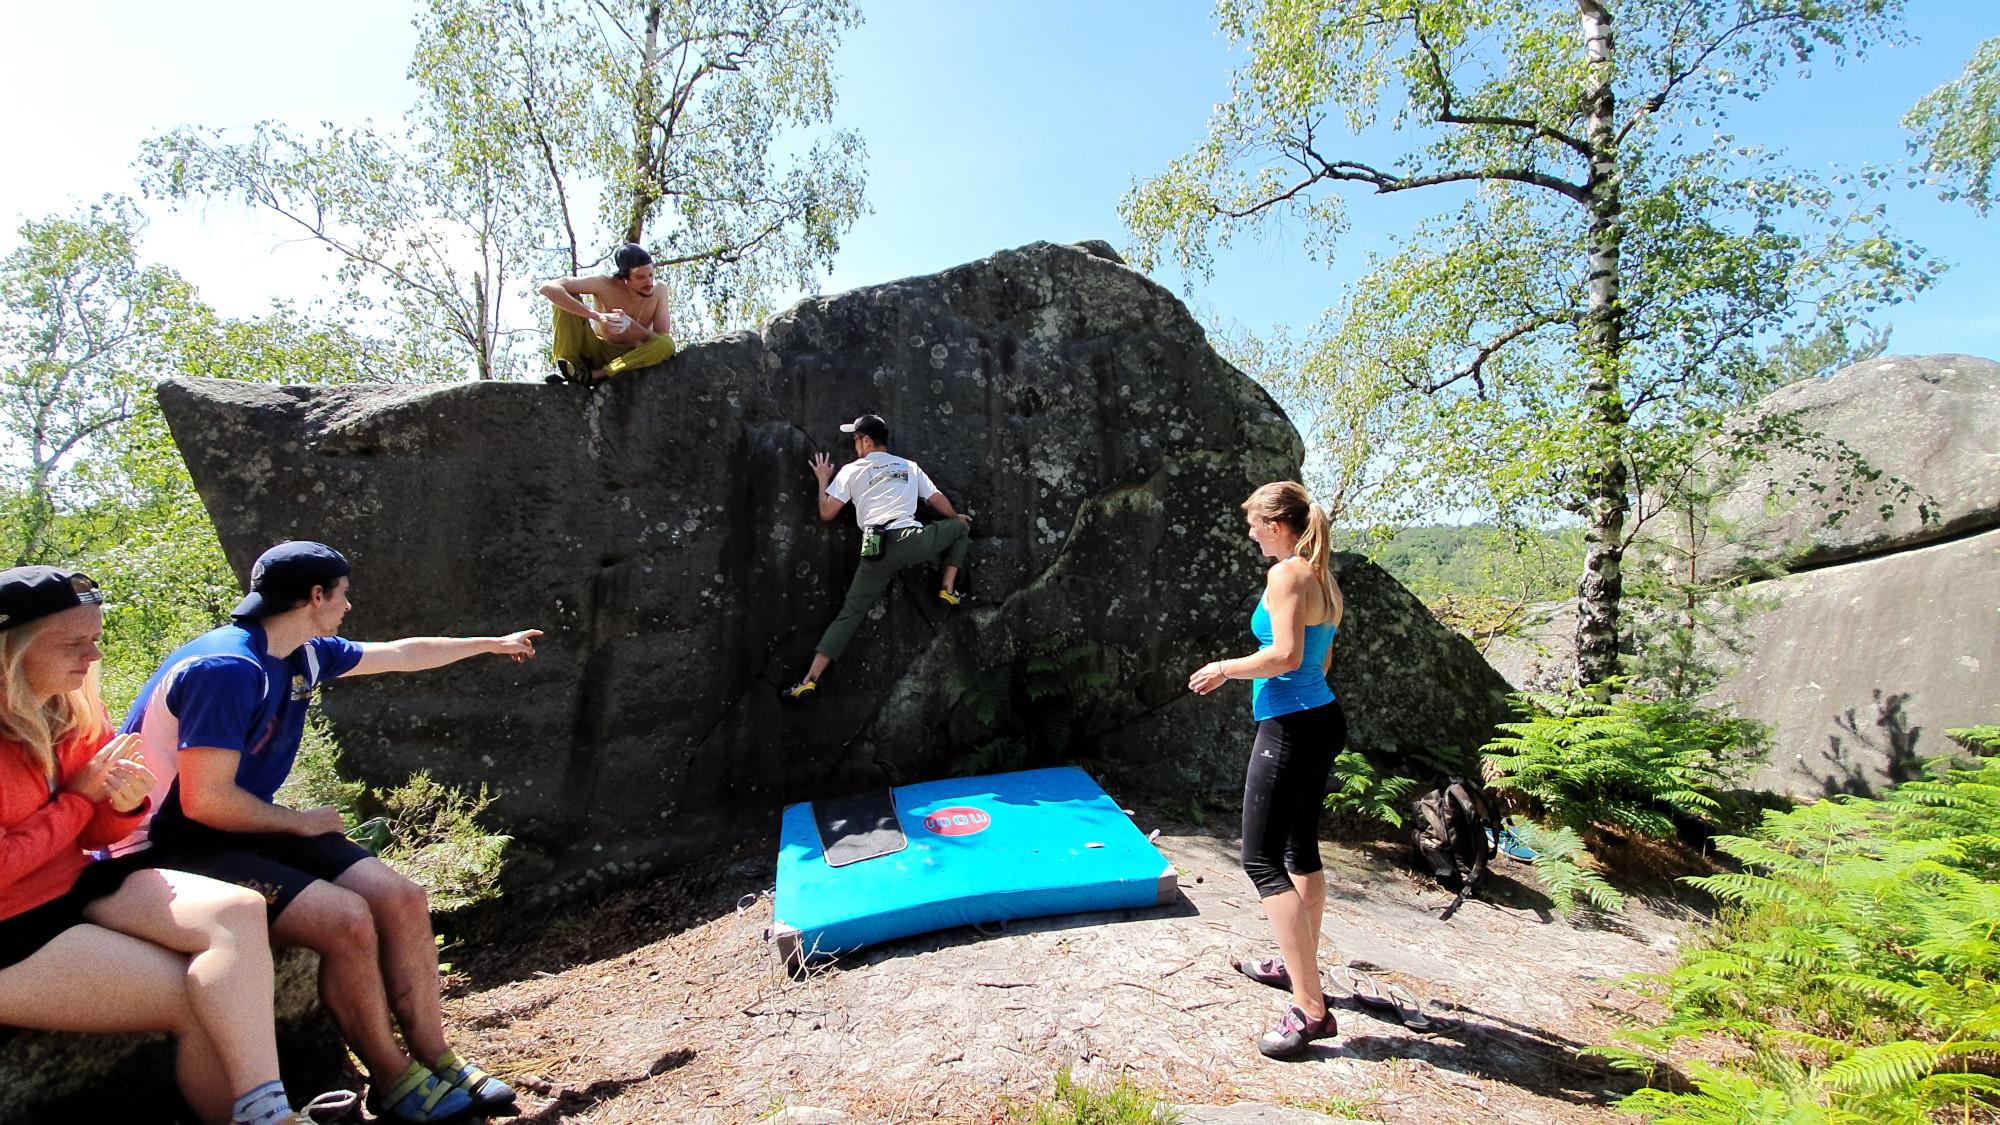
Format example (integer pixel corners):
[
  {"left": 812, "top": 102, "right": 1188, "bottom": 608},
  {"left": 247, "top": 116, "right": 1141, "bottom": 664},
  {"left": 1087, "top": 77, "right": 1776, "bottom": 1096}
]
[
  {"left": 369, "top": 1063, "right": 475, "bottom": 1123},
  {"left": 434, "top": 1049, "right": 517, "bottom": 1113},
  {"left": 1496, "top": 822, "right": 1538, "bottom": 862}
]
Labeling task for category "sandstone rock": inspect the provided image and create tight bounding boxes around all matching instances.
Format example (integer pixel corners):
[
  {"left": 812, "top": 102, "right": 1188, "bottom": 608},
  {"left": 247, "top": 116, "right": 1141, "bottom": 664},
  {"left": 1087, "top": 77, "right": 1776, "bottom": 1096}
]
[
  {"left": 159, "top": 240, "right": 1511, "bottom": 898},
  {"left": 1691, "top": 353, "right": 2000, "bottom": 580},
  {"left": 1717, "top": 528, "right": 2000, "bottom": 796}
]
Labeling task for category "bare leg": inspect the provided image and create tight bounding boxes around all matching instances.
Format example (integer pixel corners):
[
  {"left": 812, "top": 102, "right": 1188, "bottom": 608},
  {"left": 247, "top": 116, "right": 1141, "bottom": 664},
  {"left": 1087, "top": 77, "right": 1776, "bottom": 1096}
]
[
  {"left": 1290, "top": 869, "right": 1326, "bottom": 965},
  {"left": 941, "top": 564, "right": 959, "bottom": 590},
  {"left": 0, "top": 924, "right": 260, "bottom": 1124},
  {"left": 177, "top": 1019, "right": 234, "bottom": 1125},
  {"left": 83, "top": 869, "right": 282, "bottom": 1098},
  {"left": 1260, "top": 888, "right": 1326, "bottom": 1019},
  {"left": 270, "top": 879, "right": 414, "bottom": 1084},
  {"left": 336, "top": 858, "right": 449, "bottom": 1064}
]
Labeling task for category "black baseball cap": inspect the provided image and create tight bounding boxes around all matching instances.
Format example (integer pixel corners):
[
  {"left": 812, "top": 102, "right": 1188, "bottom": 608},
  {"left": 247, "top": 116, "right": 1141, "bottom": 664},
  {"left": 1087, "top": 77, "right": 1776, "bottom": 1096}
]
[
  {"left": 0, "top": 567, "right": 105, "bottom": 633},
  {"left": 840, "top": 414, "right": 889, "bottom": 444},
  {"left": 231, "top": 541, "right": 351, "bottom": 620}
]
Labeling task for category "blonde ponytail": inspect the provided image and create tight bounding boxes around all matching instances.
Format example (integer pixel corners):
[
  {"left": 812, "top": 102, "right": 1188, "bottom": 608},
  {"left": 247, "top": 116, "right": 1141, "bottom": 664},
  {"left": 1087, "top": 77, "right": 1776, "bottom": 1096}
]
[{"left": 1242, "top": 482, "right": 1344, "bottom": 628}]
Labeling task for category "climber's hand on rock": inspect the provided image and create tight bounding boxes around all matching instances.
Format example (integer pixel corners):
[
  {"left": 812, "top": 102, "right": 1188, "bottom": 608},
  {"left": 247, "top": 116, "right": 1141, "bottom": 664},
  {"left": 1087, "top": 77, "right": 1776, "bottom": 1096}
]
[{"left": 810, "top": 452, "right": 835, "bottom": 485}]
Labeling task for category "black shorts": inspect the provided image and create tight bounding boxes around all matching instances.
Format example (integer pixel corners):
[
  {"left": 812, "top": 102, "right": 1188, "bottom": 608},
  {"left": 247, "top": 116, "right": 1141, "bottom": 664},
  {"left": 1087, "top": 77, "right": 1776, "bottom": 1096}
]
[
  {"left": 0, "top": 854, "right": 154, "bottom": 971},
  {"left": 142, "top": 820, "right": 372, "bottom": 922}
]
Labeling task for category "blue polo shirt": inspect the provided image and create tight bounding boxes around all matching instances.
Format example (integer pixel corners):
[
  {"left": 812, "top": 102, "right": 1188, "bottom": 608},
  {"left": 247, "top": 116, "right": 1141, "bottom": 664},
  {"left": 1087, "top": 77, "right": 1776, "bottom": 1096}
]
[{"left": 121, "top": 622, "right": 364, "bottom": 806}]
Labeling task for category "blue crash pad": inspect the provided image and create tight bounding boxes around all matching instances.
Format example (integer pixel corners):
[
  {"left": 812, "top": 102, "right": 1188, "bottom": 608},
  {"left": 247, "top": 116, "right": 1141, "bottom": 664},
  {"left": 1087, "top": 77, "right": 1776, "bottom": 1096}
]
[{"left": 773, "top": 766, "right": 1175, "bottom": 963}]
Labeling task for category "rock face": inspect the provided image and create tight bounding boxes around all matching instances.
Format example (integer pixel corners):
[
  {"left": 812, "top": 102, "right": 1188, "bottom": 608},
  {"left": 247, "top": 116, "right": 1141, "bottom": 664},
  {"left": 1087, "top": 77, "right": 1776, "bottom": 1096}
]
[
  {"left": 1717, "top": 531, "right": 1998, "bottom": 796},
  {"left": 1487, "top": 354, "right": 2000, "bottom": 797},
  {"left": 1694, "top": 354, "right": 2000, "bottom": 580},
  {"left": 159, "top": 240, "right": 1512, "bottom": 897}
]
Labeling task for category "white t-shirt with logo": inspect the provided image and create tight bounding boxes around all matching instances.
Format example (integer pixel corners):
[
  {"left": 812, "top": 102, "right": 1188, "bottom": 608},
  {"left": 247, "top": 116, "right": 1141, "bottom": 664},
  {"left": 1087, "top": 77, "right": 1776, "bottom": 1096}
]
[{"left": 826, "top": 451, "right": 936, "bottom": 530}]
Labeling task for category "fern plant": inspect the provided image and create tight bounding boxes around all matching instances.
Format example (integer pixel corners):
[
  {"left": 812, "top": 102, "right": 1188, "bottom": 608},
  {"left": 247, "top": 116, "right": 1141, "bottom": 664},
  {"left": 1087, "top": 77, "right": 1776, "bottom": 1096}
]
[
  {"left": 1600, "top": 752, "right": 2000, "bottom": 1123},
  {"left": 1483, "top": 688, "right": 1765, "bottom": 840},
  {"left": 1323, "top": 749, "right": 1420, "bottom": 830},
  {"left": 1480, "top": 688, "right": 1764, "bottom": 917}
]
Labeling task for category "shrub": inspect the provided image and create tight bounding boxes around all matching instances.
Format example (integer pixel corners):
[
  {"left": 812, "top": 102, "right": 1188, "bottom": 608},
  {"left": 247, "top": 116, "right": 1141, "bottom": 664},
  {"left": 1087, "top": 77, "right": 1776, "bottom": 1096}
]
[
  {"left": 1480, "top": 689, "right": 1765, "bottom": 917},
  {"left": 1483, "top": 689, "right": 1767, "bottom": 841},
  {"left": 1594, "top": 752, "right": 2000, "bottom": 1122},
  {"left": 277, "top": 714, "right": 509, "bottom": 913}
]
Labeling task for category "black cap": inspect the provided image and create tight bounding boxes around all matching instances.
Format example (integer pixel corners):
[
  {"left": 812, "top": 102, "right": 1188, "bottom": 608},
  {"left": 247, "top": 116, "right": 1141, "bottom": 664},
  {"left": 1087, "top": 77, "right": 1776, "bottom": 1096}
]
[
  {"left": 0, "top": 566, "right": 105, "bottom": 632},
  {"left": 612, "top": 243, "right": 653, "bottom": 278},
  {"left": 839, "top": 414, "right": 889, "bottom": 445},
  {"left": 231, "top": 542, "right": 351, "bottom": 620}
]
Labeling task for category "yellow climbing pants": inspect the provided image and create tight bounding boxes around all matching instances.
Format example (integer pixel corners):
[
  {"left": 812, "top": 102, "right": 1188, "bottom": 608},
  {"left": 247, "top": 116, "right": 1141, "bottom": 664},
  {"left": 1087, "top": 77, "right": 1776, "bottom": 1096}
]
[{"left": 550, "top": 307, "right": 677, "bottom": 376}]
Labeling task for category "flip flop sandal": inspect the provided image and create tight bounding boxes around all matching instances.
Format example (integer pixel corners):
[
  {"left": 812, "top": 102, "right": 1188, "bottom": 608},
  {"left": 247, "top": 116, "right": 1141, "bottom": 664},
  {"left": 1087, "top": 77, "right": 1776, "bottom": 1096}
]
[
  {"left": 1382, "top": 983, "right": 1460, "bottom": 1031},
  {"left": 1330, "top": 965, "right": 1390, "bottom": 1010}
]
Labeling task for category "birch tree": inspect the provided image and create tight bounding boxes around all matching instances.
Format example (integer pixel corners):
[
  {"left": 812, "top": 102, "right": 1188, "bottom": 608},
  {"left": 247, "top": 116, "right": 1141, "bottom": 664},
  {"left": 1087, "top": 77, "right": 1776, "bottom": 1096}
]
[{"left": 1126, "top": 0, "right": 1935, "bottom": 688}]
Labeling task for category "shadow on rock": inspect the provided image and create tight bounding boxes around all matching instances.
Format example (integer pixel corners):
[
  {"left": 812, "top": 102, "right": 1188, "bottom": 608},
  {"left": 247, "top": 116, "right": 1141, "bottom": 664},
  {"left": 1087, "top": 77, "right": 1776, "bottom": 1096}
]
[{"left": 515, "top": 1048, "right": 696, "bottom": 1123}]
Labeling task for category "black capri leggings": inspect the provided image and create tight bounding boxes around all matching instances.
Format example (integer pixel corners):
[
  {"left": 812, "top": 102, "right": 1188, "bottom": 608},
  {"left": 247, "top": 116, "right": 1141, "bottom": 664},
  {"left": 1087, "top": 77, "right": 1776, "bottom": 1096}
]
[{"left": 1240, "top": 699, "right": 1346, "bottom": 898}]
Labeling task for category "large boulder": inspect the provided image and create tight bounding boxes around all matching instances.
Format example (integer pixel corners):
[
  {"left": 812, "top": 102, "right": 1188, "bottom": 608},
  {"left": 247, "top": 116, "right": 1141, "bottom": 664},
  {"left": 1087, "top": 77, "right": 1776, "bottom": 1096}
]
[
  {"left": 1693, "top": 353, "right": 2000, "bottom": 580},
  {"left": 159, "top": 240, "right": 1512, "bottom": 898},
  {"left": 1485, "top": 354, "right": 2000, "bottom": 797}
]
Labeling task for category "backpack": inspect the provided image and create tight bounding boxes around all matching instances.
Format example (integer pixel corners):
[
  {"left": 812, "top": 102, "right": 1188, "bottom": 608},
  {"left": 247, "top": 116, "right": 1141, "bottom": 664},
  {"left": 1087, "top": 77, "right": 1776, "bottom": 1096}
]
[{"left": 1409, "top": 777, "right": 1500, "bottom": 920}]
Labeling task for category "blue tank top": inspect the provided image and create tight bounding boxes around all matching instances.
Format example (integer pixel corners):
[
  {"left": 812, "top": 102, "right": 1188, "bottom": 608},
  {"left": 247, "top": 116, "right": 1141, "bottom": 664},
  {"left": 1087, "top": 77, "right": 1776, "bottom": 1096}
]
[{"left": 1249, "top": 598, "right": 1337, "bottom": 721}]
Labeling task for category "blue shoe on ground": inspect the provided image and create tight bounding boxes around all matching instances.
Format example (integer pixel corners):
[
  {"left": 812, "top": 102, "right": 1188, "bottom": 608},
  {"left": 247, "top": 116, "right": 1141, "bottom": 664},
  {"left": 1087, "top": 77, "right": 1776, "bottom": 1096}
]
[
  {"left": 1496, "top": 822, "right": 1538, "bottom": 862},
  {"left": 370, "top": 1063, "right": 476, "bottom": 1123}
]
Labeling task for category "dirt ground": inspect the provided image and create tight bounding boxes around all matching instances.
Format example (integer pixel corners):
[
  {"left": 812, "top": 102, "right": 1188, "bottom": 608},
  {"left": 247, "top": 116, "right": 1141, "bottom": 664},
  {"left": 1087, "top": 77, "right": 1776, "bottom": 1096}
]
[{"left": 436, "top": 808, "right": 1699, "bottom": 1125}]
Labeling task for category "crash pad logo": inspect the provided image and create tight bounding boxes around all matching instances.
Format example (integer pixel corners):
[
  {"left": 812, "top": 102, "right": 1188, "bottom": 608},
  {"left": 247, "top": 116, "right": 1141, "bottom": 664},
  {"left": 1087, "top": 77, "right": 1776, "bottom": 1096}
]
[{"left": 922, "top": 806, "right": 991, "bottom": 836}]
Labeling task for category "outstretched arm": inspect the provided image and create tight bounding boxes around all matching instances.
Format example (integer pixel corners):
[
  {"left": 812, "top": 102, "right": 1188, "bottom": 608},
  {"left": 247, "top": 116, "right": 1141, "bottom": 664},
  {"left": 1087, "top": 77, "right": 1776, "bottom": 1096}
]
[{"left": 349, "top": 630, "right": 542, "bottom": 677}]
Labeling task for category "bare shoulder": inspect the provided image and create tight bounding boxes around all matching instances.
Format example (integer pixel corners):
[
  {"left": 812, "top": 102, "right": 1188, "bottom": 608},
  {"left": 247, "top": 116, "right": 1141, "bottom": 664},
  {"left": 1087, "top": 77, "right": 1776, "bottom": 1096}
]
[
  {"left": 555, "top": 275, "right": 610, "bottom": 297},
  {"left": 1265, "top": 557, "right": 1316, "bottom": 595}
]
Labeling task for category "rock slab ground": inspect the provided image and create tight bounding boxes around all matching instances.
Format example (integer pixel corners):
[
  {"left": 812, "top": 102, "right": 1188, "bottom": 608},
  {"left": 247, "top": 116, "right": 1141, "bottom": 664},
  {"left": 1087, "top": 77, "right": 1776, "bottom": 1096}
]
[{"left": 444, "top": 819, "right": 1682, "bottom": 1123}]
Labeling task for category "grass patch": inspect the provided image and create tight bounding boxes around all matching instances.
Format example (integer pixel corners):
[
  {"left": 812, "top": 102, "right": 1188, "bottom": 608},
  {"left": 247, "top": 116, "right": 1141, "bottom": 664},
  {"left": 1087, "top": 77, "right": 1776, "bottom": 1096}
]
[{"left": 1009, "top": 1069, "right": 1181, "bottom": 1124}]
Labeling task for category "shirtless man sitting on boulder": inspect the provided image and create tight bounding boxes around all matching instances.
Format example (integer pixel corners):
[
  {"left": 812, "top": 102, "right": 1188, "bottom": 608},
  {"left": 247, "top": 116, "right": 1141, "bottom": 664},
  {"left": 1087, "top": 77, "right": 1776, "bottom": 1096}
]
[{"left": 538, "top": 243, "right": 676, "bottom": 385}]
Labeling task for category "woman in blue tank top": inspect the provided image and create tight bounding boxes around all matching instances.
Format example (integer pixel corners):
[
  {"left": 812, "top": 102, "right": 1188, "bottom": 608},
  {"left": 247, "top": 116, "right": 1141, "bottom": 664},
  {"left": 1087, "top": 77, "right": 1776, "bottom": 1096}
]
[{"left": 1188, "top": 481, "right": 1347, "bottom": 1058}]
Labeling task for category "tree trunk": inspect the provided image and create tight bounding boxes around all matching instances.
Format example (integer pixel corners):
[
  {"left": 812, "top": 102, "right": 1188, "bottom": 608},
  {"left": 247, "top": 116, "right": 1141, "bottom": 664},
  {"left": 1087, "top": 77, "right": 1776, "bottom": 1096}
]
[
  {"left": 622, "top": 0, "right": 666, "bottom": 245},
  {"left": 1573, "top": 0, "right": 1629, "bottom": 690}
]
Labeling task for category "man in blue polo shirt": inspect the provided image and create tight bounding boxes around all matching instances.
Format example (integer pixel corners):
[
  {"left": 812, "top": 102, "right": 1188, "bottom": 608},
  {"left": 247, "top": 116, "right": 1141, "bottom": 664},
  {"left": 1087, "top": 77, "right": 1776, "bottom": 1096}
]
[{"left": 121, "top": 542, "right": 540, "bottom": 1124}]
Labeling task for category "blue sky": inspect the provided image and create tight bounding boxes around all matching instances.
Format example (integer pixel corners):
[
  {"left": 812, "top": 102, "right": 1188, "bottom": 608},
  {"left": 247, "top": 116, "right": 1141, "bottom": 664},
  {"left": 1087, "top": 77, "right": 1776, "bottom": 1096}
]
[{"left": 2, "top": 0, "right": 1994, "bottom": 361}]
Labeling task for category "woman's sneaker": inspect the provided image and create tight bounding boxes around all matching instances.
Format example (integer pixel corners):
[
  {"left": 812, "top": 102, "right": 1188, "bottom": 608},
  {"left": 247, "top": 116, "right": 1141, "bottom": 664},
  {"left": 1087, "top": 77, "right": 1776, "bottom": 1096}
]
[
  {"left": 1233, "top": 955, "right": 1291, "bottom": 991},
  {"left": 1257, "top": 1003, "right": 1338, "bottom": 1058}
]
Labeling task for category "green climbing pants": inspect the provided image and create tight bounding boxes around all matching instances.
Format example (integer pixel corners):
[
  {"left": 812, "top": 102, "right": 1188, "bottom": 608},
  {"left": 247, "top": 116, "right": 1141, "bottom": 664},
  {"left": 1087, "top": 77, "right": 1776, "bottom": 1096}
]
[
  {"left": 550, "top": 306, "right": 677, "bottom": 376},
  {"left": 815, "top": 519, "right": 970, "bottom": 662}
]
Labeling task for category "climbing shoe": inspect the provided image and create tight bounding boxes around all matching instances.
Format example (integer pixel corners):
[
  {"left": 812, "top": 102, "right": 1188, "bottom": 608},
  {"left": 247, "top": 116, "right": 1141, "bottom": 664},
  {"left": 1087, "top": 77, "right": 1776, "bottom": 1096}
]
[
  {"left": 434, "top": 1049, "right": 516, "bottom": 1113},
  {"left": 1233, "top": 955, "right": 1291, "bottom": 991},
  {"left": 546, "top": 358, "right": 581, "bottom": 385},
  {"left": 369, "top": 1062, "right": 475, "bottom": 1123},
  {"left": 1257, "top": 1003, "right": 1338, "bottom": 1058},
  {"left": 782, "top": 679, "right": 818, "bottom": 701},
  {"left": 937, "top": 588, "right": 964, "bottom": 607}
]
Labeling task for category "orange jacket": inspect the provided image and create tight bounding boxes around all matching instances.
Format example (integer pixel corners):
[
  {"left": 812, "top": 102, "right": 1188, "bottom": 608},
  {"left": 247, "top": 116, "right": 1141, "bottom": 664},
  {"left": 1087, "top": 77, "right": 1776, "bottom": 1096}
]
[{"left": 0, "top": 727, "right": 148, "bottom": 919}]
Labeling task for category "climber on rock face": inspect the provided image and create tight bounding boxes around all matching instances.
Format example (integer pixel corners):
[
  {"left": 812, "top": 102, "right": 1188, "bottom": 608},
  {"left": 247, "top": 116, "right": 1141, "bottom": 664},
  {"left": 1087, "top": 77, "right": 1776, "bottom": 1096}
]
[
  {"left": 783, "top": 413, "right": 972, "bottom": 701},
  {"left": 538, "top": 242, "right": 677, "bottom": 386}
]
